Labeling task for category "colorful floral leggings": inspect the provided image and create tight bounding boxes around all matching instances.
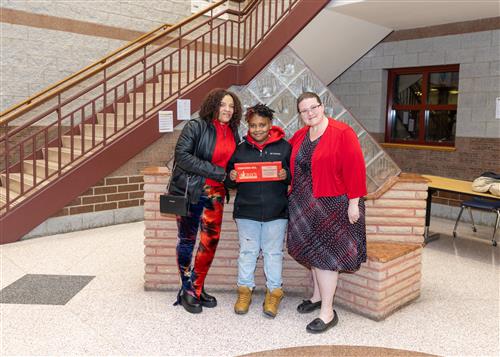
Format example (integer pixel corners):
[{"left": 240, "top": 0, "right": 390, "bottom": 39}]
[{"left": 176, "top": 185, "right": 225, "bottom": 298}]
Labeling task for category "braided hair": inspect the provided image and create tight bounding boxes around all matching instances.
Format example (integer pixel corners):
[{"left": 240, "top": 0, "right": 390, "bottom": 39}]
[{"left": 245, "top": 103, "right": 275, "bottom": 122}]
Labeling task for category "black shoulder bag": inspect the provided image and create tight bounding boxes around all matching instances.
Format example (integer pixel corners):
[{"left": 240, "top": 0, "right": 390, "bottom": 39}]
[{"left": 159, "top": 164, "right": 190, "bottom": 216}]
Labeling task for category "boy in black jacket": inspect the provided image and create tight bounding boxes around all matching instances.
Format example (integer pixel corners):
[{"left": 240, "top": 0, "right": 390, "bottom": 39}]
[{"left": 226, "top": 103, "right": 291, "bottom": 318}]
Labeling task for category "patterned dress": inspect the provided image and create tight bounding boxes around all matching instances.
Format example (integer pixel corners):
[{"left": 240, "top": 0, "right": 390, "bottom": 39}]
[{"left": 287, "top": 135, "right": 366, "bottom": 272}]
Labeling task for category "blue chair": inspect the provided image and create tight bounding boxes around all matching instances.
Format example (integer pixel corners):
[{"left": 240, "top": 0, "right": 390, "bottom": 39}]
[{"left": 453, "top": 197, "right": 500, "bottom": 246}]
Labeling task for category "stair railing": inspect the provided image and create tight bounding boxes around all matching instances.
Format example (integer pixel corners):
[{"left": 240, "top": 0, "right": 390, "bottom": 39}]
[{"left": 0, "top": 0, "right": 301, "bottom": 213}]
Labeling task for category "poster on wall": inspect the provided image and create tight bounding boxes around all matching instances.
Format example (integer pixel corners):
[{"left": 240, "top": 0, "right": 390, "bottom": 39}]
[
  {"left": 496, "top": 97, "right": 500, "bottom": 119},
  {"left": 177, "top": 99, "right": 191, "bottom": 120},
  {"left": 158, "top": 111, "right": 173, "bottom": 133}
]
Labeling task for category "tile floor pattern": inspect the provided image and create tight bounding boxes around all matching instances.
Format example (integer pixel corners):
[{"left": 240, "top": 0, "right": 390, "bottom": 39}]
[
  {"left": 0, "top": 274, "right": 94, "bottom": 305},
  {"left": 0, "top": 218, "right": 499, "bottom": 356}
]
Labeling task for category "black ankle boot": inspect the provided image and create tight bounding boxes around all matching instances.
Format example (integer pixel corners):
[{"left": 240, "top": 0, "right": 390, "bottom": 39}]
[
  {"left": 173, "top": 289, "right": 182, "bottom": 306},
  {"left": 178, "top": 290, "right": 202, "bottom": 314},
  {"left": 200, "top": 288, "right": 217, "bottom": 308}
]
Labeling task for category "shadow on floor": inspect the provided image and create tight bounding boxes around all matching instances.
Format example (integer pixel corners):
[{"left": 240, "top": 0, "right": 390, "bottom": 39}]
[{"left": 425, "top": 233, "right": 499, "bottom": 266}]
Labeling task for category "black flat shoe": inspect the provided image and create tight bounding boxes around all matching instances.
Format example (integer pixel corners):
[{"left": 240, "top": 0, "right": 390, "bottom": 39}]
[
  {"left": 178, "top": 290, "right": 202, "bottom": 314},
  {"left": 200, "top": 288, "right": 217, "bottom": 308},
  {"left": 306, "top": 310, "right": 339, "bottom": 334},
  {"left": 297, "top": 299, "right": 321, "bottom": 313}
]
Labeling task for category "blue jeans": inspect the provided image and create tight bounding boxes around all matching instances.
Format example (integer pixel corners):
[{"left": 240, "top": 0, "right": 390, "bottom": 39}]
[{"left": 235, "top": 218, "right": 287, "bottom": 291}]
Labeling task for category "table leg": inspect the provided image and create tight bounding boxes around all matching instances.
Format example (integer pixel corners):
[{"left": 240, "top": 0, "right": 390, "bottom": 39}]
[{"left": 424, "top": 187, "right": 440, "bottom": 244}]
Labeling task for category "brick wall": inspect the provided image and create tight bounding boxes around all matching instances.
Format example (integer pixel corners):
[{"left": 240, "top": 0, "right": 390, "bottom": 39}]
[
  {"left": 370, "top": 134, "right": 500, "bottom": 182},
  {"left": 142, "top": 167, "right": 312, "bottom": 293},
  {"left": 365, "top": 176, "right": 427, "bottom": 244},
  {"left": 43, "top": 130, "right": 179, "bottom": 220},
  {"left": 336, "top": 243, "right": 422, "bottom": 321},
  {"left": 369, "top": 132, "right": 499, "bottom": 225},
  {"left": 51, "top": 175, "right": 145, "bottom": 218},
  {"left": 143, "top": 168, "right": 426, "bottom": 319}
]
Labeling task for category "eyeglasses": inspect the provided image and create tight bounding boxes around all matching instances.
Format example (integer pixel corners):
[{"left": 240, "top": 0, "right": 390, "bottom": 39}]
[{"left": 299, "top": 104, "right": 321, "bottom": 115}]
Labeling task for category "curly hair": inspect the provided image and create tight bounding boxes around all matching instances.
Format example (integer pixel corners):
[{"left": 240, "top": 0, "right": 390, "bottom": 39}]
[
  {"left": 296, "top": 92, "right": 322, "bottom": 112},
  {"left": 245, "top": 103, "right": 275, "bottom": 122},
  {"left": 199, "top": 88, "right": 242, "bottom": 131}
]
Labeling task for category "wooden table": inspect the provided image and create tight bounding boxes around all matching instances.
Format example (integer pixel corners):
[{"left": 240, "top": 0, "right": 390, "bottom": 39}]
[{"left": 422, "top": 175, "right": 499, "bottom": 243}]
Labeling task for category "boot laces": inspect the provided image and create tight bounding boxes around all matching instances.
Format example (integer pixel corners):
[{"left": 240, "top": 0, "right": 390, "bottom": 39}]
[
  {"left": 237, "top": 291, "right": 251, "bottom": 304},
  {"left": 268, "top": 291, "right": 281, "bottom": 306}
]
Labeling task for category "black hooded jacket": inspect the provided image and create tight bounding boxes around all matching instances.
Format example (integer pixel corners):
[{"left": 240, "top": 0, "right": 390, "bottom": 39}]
[
  {"left": 226, "top": 126, "right": 291, "bottom": 222},
  {"left": 169, "top": 118, "right": 240, "bottom": 204}
]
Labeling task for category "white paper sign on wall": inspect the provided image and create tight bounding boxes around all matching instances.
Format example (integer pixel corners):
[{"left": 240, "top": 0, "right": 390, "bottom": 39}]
[
  {"left": 177, "top": 99, "right": 191, "bottom": 121},
  {"left": 159, "top": 111, "right": 173, "bottom": 133},
  {"left": 496, "top": 97, "right": 500, "bottom": 119}
]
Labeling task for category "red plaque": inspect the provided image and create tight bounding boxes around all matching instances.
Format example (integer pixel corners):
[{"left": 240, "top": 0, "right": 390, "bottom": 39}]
[{"left": 234, "top": 161, "right": 282, "bottom": 182}]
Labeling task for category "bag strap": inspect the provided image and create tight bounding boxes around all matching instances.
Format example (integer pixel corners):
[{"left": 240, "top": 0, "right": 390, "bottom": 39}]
[
  {"left": 166, "top": 163, "right": 189, "bottom": 198},
  {"left": 165, "top": 120, "right": 202, "bottom": 197}
]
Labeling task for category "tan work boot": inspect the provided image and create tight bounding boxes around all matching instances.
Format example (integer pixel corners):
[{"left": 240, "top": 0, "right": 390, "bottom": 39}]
[
  {"left": 263, "top": 287, "right": 284, "bottom": 318},
  {"left": 234, "top": 286, "right": 253, "bottom": 314}
]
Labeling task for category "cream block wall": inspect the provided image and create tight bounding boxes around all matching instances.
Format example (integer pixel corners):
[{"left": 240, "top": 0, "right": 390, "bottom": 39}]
[
  {"left": 1, "top": 23, "right": 126, "bottom": 111},
  {"left": 0, "top": 0, "right": 192, "bottom": 111},
  {"left": 1, "top": 1, "right": 190, "bottom": 32}
]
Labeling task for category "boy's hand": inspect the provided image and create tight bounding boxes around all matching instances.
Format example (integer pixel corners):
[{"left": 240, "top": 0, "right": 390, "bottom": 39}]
[
  {"left": 229, "top": 170, "right": 238, "bottom": 181},
  {"left": 278, "top": 168, "right": 287, "bottom": 180}
]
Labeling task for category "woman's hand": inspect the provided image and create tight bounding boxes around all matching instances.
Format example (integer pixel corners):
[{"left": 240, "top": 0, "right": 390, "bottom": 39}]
[
  {"left": 278, "top": 168, "right": 287, "bottom": 180},
  {"left": 348, "top": 198, "right": 360, "bottom": 224},
  {"left": 229, "top": 169, "right": 238, "bottom": 181}
]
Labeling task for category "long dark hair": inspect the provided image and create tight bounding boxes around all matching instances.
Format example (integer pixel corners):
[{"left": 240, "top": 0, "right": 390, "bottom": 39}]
[{"left": 199, "top": 88, "right": 242, "bottom": 131}]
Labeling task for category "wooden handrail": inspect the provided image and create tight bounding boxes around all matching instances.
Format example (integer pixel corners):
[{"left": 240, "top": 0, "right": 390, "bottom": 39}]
[
  {"left": 0, "top": 0, "right": 233, "bottom": 124},
  {"left": 0, "top": 25, "right": 171, "bottom": 119},
  {"left": 242, "top": 0, "right": 259, "bottom": 13}
]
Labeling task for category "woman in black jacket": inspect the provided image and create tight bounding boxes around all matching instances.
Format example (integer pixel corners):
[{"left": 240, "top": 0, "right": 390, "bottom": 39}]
[
  {"left": 170, "top": 88, "right": 241, "bottom": 314},
  {"left": 226, "top": 104, "right": 291, "bottom": 318}
]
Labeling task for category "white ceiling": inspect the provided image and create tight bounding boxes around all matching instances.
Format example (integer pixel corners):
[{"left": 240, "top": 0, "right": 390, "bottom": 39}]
[
  {"left": 289, "top": 11, "right": 391, "bottom": 84},
  {"left": 328, "top": 0, "right": 500, "bottom": 30},
  {"left": 289, "top": 0, "right": 499, "bottom": 85}
]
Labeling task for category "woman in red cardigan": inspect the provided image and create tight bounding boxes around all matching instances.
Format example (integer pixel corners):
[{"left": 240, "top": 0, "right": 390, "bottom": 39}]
[{"left": 287, "top": 92, "right": 367, "bottom": 333}]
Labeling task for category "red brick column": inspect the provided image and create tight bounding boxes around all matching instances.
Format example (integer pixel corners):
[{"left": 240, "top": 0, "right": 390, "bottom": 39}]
[
  {"left": 336, "top": 242, "right": 422, "bottom": 320},
  {"left": 143, "top": 168, "right": 427, "bottom": 320},
  {"left": 142, "top": 167, "right": 310, "bottom": 293},
  {"left": 365, "top": 174, "right": 428, "bottom": 244}
]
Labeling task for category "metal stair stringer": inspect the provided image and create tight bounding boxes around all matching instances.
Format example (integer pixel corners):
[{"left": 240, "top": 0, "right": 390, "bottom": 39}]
[{"left": 0, "top": 0, "right": 330, "bottom": 244}]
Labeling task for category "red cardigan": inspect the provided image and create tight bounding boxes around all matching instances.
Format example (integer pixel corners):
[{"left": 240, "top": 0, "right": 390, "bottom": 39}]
[{"left": 289, "top": 118, "right": 367, "bottom": 199}]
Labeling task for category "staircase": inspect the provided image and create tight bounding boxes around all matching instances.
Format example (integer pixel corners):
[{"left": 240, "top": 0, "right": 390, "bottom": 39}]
[{"left": 0, "top": 0, "right": 331, "bottom": 244}]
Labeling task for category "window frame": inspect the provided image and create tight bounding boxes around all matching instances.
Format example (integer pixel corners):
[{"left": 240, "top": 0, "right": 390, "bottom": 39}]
[{"left": 385, "top": 64, "right": 459, "bottom": 147}]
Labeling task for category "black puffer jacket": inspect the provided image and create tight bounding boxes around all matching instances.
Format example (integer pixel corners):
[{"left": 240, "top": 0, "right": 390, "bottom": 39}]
[
  {"left": 169, "top": 118, "right": 240, "bottom": 204},
  {"left": 226, "top": 126, "right": 291, "bottom": 222}
]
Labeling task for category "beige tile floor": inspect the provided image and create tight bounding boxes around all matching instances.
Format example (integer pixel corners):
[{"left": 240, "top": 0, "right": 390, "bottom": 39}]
[{"left": 1, "top": 217, "right": 499, "bottom": 356}]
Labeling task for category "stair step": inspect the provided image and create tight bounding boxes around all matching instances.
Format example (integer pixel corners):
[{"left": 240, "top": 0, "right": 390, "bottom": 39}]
[
  {"left": 61, "top": 135, "right": 95, "bottom": 151},
  {"left": 45, "top": 147, "right": 82, "bottom": 165},
  {"left": 23, "top": 159, "right": 59, "bottom": 179},
  {"left": 0, "top": 186, "right": 20, "bottom": 206},
  {"left": 114, "top": 102, "right": 147, "bottom": 115},
  {"left": 95, "top": 113, "right": 131, "bottom": 127},
  {"left": 145, "top": 81, "right": 180, "bottom": 93},
  {"left": 0, "top": 172, "right": 35, "bottom": 194},
  {"left": 129, "top": 91, "right": 164, "bottom": 104},
  {"left": 83, "top": 123, "right": 118, "bottom": 138}
]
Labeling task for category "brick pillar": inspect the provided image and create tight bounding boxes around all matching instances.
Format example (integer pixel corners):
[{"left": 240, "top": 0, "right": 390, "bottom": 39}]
[
  {"left": 142, "top": 167, "right": 311, "bottom": 293},
  {"left": 143, "top": 168, "right": 427, "bottom": 319},
  {"left": 365, "top": 173, "right": 428, "bottom": 245}
]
